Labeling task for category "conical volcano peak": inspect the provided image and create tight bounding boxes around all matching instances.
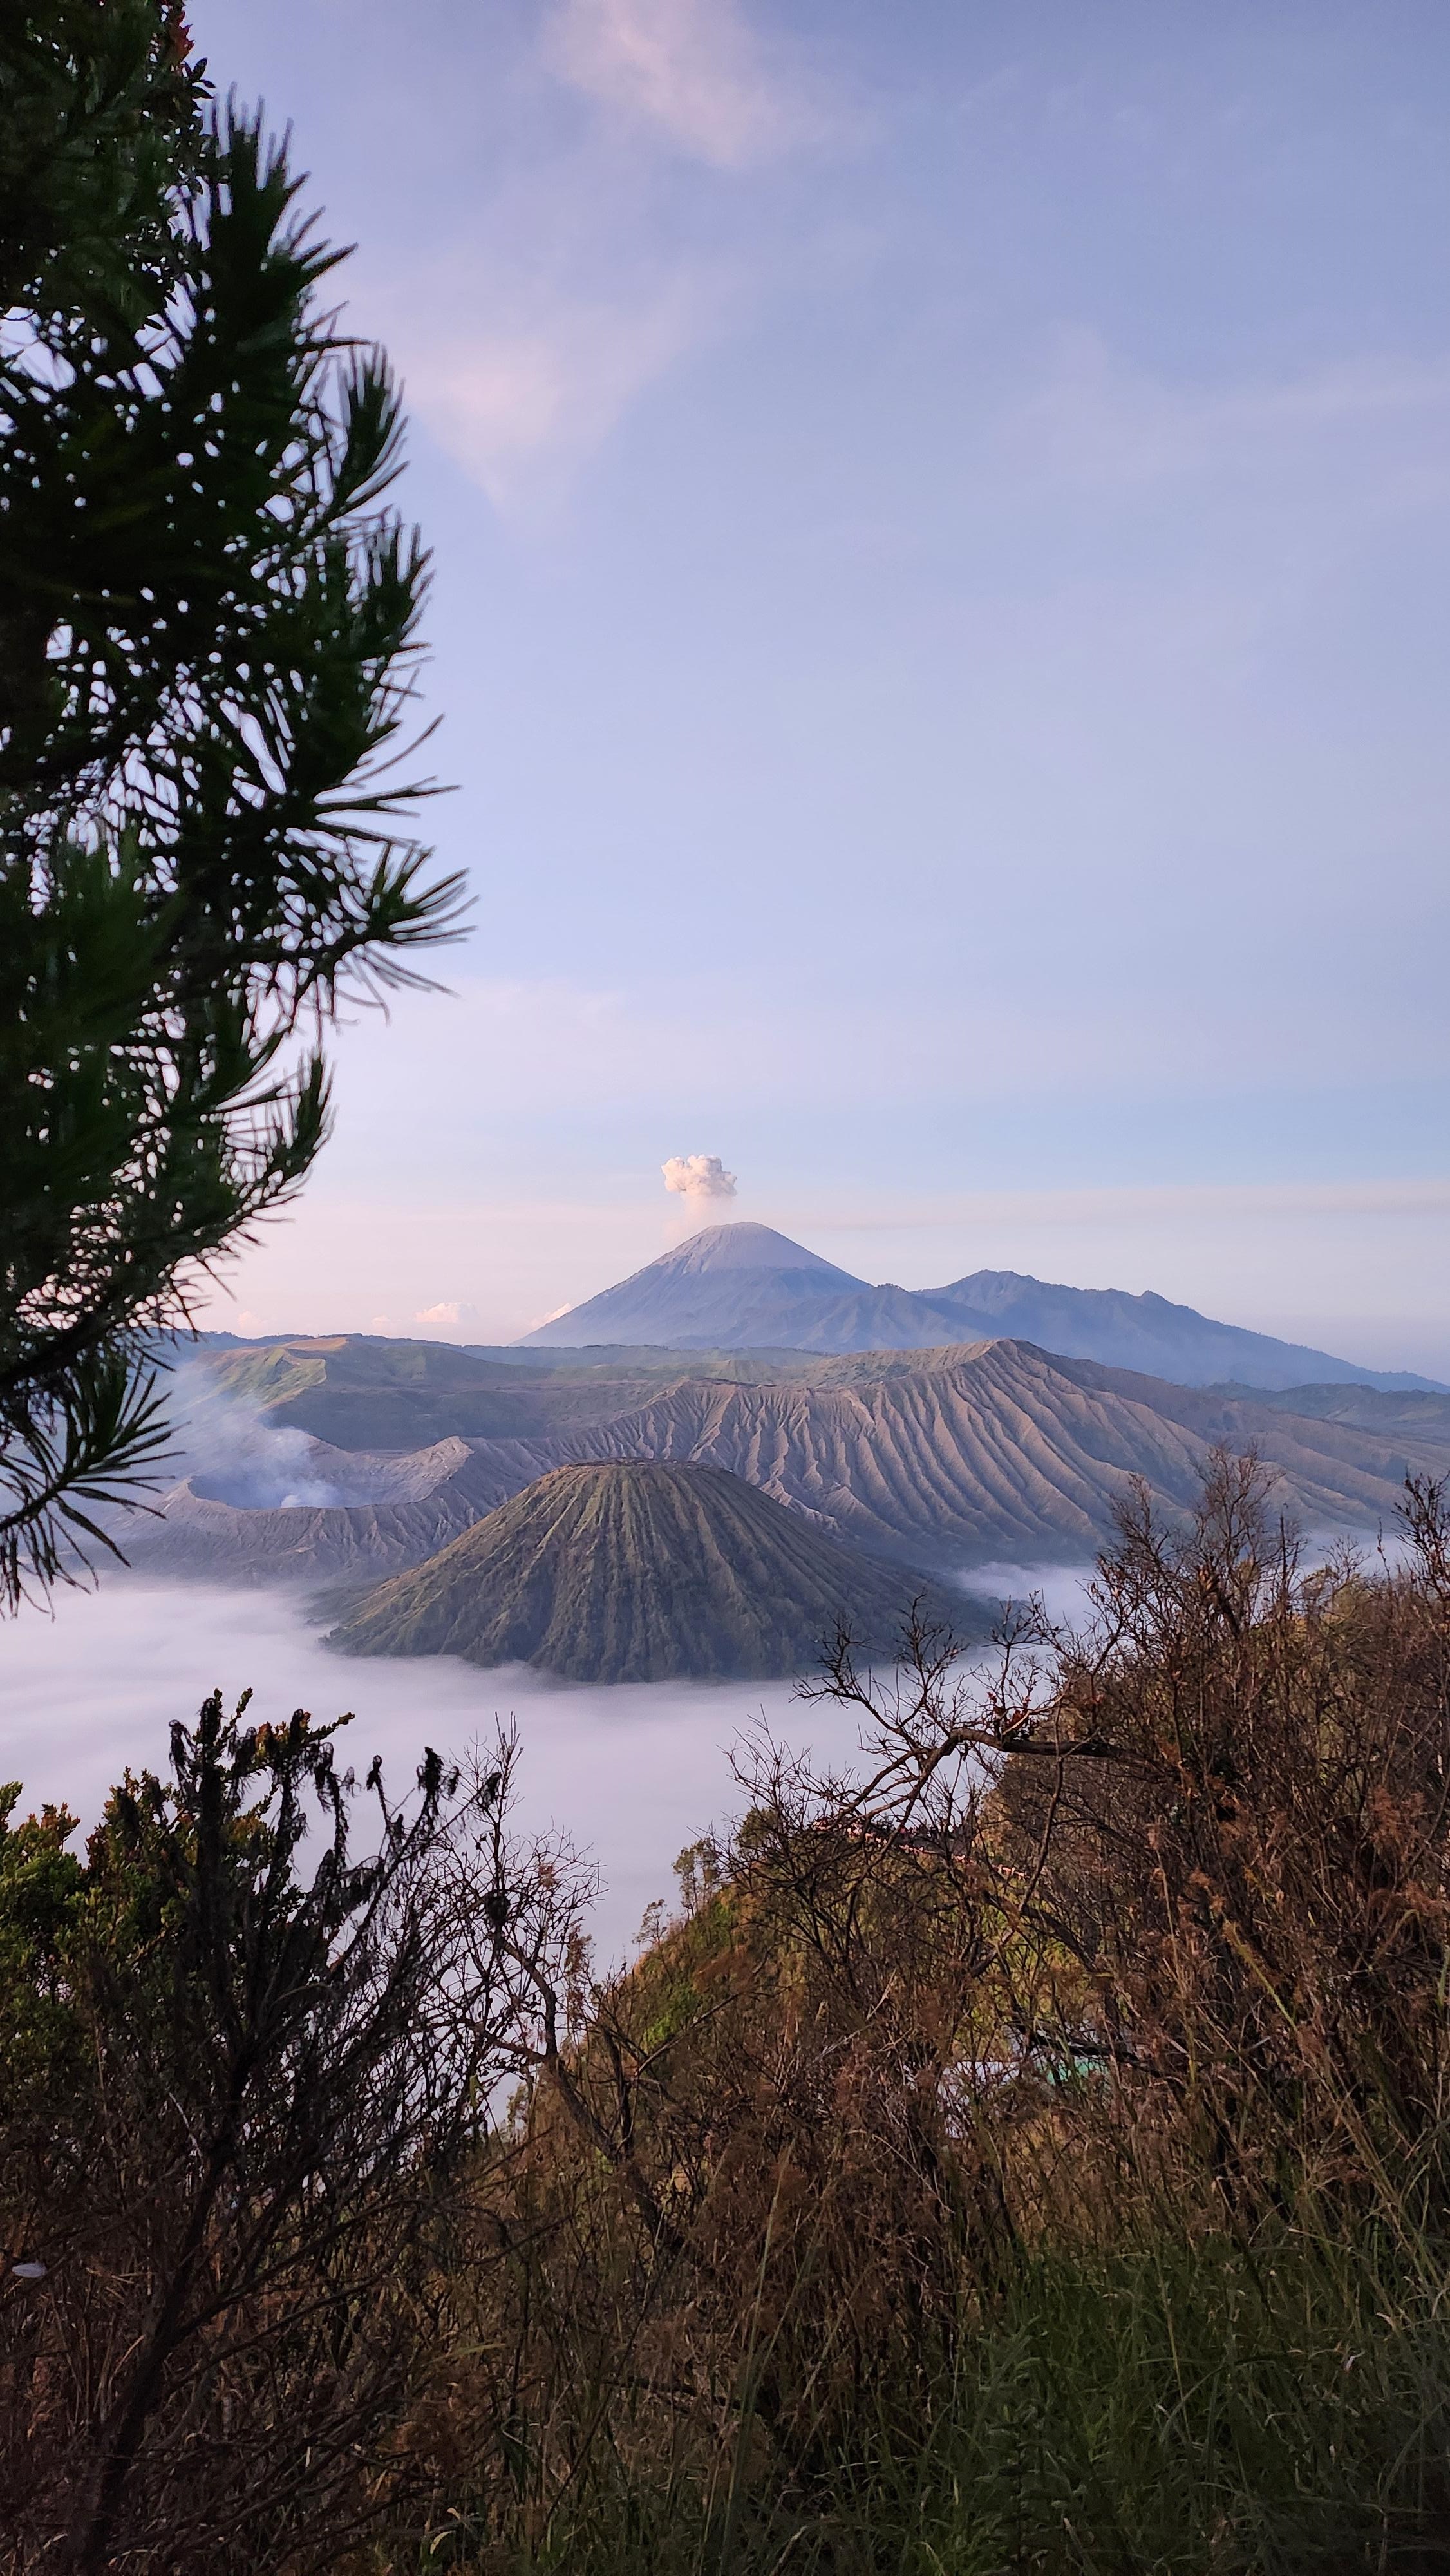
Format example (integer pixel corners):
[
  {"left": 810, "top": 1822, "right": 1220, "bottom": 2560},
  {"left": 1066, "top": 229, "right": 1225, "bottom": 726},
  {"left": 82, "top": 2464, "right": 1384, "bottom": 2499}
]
[
  {"left": 520, "top": 1222, "right": 869, "bottom": 1349},
  {"left": 326, "top": 1459, "right": 973, "bottom": 1681},
  {"left": 518, "top": 1220, "right": 1441, "bottom": 1386},
  {"left": 656, "top": 1223, "right": 862, "bottom": 1282}
]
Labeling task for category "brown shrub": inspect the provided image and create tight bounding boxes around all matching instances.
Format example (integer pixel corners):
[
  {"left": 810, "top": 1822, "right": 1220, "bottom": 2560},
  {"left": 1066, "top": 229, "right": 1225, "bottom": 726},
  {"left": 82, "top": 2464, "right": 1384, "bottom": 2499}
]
[{"left": 419, "top": 1460, "right": 1450, "bottom": 2559}]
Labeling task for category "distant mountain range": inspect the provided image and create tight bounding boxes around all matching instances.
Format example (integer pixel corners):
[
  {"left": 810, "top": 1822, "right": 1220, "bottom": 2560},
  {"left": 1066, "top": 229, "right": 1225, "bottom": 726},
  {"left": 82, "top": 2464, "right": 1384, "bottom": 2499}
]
[
  {"left": 326, "top": 1461, "right": 977, "bottom": 1682},
  {"left": 118, "top": 1247, "right": 1449, "bottom": 1682},
  {"left": 123, "top": 1334, "right": 1450, "bottom": 1605},
  {"left": 520, "top": 1223, "right": 1441, "bottom": 1393}
]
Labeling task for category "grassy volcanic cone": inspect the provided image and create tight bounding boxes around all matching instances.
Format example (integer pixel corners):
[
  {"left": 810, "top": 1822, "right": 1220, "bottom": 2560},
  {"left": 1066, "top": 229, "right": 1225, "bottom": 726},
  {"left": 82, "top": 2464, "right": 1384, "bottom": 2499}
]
[{"left": 325, "top": 1460, "right": 983, "bottom": 1681}]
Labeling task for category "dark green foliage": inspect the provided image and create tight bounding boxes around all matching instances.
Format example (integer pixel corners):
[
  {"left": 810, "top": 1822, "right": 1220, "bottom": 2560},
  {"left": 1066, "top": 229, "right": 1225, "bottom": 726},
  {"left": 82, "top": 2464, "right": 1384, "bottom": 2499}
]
[
  {"left": 470, "top": 2231, "right": 1450, "bottom": 2574},
  {"left": 0, "top": 1, "right": 202, "bottom": 344},
  {"left": 0, "top": 1, "right": 464, "bottom": 1607},
  {"left": 0, "top": 1786, "right": 84, "bottom": 2111}
]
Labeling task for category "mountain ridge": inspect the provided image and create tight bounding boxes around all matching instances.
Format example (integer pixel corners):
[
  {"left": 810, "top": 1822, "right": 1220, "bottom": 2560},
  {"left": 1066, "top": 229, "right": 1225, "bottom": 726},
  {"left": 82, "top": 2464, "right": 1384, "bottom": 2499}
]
[
  {"left": 520, "top": 1224, "right": 1440, "bottom": 1392},
  {"left": 529, "top": 1339, "right": 1447, "bottom": 1571},
  {"left": 120, "top": 1336, "right": 1450, "bottom": 1592}
]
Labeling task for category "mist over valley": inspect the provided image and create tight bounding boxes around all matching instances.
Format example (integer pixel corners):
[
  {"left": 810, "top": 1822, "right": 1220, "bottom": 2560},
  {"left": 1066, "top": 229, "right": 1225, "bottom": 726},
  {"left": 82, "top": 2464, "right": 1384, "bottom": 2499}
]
[{"left": 0, "top": 1572, "right": 959, "bottom": 1969}]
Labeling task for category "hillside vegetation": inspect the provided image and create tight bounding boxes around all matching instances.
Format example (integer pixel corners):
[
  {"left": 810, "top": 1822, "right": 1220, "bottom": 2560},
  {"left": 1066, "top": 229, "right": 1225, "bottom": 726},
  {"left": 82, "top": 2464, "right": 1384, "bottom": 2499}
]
[
  {"left": 14, "top": 1457, "right": 1450, "bottom": 2571},
  {"left": 325, "top": 1460, "right": 978, "bottom": 1680},
  {"left": 399, "top": 1459, "right": 1450, "bottom": 2570}
]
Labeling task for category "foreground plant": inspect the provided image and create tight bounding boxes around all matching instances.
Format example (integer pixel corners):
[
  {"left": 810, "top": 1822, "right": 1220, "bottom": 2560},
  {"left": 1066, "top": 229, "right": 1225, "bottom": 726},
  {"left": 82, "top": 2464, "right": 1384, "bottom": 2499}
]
[
  {"left": 0, "top": 1705, "right": 583, "bottom": 2573},
  {"left": 416, "top": 1462, "right": 1450, "bottom": 2574},
  {"left": 9, "top": 1460, "right": 1450, "bottom": 2572},
  {"left": 0, "top": 0, "right": 464, "bottom": 1606}
]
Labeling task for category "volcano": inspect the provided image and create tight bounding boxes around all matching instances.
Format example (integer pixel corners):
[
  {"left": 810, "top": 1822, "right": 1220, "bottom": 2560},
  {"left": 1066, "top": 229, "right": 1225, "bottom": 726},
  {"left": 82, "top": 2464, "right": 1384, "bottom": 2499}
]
[
  {"left": 520, "top": 1224, "right": 1440, "bottom": 1392},
  {"left": 325, "top": 1459, "right": 981, "bottom": 1681}
]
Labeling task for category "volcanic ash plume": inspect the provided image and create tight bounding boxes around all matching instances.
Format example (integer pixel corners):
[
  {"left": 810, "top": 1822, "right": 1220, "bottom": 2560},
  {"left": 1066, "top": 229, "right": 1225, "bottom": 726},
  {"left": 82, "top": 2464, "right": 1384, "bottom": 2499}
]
[{"left": 662, "top": 1154, "right": 737, "bottom": 1204}]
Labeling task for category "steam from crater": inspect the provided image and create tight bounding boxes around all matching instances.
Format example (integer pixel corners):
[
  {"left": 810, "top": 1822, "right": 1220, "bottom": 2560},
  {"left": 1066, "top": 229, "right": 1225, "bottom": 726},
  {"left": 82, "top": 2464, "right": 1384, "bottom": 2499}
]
[
  {"left": 164, "top": 1365, "right": 361, "bottom": 1509},
  {"left": 662, "top": 1154, "right": 737, "bottom": 1204}
]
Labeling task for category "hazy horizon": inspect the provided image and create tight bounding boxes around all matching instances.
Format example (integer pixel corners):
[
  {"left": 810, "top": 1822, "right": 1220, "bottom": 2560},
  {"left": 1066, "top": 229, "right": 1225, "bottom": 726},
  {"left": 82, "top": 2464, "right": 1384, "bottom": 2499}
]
[{"left": 204, "top": 1208, "right": 1450, "bottom": 1385}]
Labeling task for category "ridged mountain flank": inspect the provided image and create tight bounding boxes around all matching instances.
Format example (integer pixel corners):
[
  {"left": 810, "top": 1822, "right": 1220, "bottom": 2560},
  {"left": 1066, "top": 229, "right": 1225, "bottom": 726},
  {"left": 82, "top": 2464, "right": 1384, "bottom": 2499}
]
[
  {"left": 325, "top": 1460, "right": 981, "bottom": 1682},
  {"left": 122, "top": 1338, "right": 1450, "bottom": 1591},
  {"left": 522, "top": 1224, "right": 1440, "bottom": 1392},
  {"left": 527, "top": 1341, "right": 1450, "bottom": 1571}
]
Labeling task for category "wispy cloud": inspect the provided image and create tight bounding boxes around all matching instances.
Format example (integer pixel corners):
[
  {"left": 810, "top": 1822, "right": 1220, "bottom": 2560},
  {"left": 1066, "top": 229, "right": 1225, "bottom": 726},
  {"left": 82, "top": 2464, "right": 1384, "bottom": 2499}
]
[
  {"left": 544, "top": 0, "right": 809, "bottom": 167},
  {"left": 377, "top": 1, "right": 833, "bottom": 513},
  {"left": 795, "top": 1180, "right": 1450, "bottom": 1235},
  {"left": 397, "top": 274, "right": 712, "bottom": 511},
  {"left": 1004, "top": 332, "right": 1450, "bottom": 500}
]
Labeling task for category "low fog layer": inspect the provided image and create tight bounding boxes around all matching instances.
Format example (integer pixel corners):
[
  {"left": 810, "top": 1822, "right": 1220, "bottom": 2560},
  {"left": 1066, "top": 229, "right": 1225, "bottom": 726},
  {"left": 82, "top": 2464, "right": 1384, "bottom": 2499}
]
[
  {"left": 0, "top": 1580, "right": 835, "bottom": 1964},
  {"left": 955, "top": 1562, "right": 1100, "bottom": 1628},
  {"left": 3, "top": 1558, "right": 1104, "bottom": 1961}
]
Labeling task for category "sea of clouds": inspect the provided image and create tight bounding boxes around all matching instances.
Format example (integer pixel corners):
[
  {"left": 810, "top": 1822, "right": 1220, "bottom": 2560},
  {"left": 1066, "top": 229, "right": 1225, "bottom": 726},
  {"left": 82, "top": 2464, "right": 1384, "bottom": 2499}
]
[
  {"left": 0, "top": 1578, "right": 848, "bottom": 1965},
  {"left": 2, "top": 1551, "right": 1100, "bottom": 1967}
]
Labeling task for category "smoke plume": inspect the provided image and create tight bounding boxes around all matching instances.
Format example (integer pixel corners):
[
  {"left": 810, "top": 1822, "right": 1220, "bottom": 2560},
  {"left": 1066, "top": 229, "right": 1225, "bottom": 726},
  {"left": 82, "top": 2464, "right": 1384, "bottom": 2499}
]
[
  {"left": 164, "top": 1364, "right": 360, "bottom": 1510},
  {"left": 662, "top": 1154, "right": 737, "bottom": 1203}
]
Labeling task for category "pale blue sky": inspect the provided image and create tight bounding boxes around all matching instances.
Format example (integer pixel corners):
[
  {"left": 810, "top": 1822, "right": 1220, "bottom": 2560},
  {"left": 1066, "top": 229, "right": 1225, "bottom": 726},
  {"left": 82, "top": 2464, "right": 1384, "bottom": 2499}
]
[{"left": 188, "top": 0, "right": 1450, "bottom": 1370}]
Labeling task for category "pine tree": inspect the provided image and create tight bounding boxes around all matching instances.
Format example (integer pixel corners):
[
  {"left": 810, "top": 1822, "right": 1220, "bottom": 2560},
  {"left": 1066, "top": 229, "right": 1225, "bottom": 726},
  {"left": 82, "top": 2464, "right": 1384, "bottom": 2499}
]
[{"left": 0, "top": 2, "right": 464, "bottom": 1607}]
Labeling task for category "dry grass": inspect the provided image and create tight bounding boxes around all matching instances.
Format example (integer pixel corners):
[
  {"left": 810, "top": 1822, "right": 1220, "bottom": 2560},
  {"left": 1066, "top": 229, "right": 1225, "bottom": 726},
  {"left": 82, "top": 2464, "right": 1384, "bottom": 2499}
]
[{"left": 399, "top": 1461, "right": 1450, "bottom": 2573}]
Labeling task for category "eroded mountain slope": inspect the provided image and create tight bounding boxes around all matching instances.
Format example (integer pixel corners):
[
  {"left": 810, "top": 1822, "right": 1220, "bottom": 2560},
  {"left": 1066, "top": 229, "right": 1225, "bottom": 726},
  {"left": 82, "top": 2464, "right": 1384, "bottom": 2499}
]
[
  {"left": 538, "top": 1341, "right": 1448, "bottom": 1567},
  {"left": 118, "top": 1341, "right": 1450, "bottom": 1589},
  {"left": 115, "top": 1437, "right": 554, "bottom": 1584},
  {"left": 326, "top": 1462, "right": 981, "bottom": 1681}
]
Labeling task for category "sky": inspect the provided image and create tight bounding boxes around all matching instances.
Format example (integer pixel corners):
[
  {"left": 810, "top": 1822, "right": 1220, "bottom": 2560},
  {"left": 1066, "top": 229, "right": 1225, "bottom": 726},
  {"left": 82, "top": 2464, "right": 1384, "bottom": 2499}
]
[{"left": 187, "top": 0, "right": 1450, "bottom": 1374}]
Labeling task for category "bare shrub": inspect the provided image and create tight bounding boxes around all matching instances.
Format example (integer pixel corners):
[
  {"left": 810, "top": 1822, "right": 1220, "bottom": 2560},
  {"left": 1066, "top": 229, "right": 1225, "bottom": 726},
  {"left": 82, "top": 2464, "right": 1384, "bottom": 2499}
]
[
  {"left": 0, "top": 1705, "right": 584, "bottom": 2575},
  {"left": 421, "top": 1460, "right": 1450, "bottom": 2568},
  {"left": 12, "top": 1458, "right": 1450, "bottom": 2570}
]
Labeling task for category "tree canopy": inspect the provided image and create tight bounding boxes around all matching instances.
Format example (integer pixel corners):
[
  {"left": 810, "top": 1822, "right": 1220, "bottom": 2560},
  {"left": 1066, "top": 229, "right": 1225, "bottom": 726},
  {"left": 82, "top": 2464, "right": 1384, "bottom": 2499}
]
[{"left": 0, "top": 0, "right": 464, "bottom": 1607}]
